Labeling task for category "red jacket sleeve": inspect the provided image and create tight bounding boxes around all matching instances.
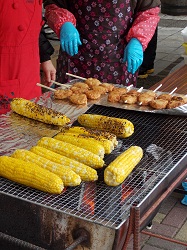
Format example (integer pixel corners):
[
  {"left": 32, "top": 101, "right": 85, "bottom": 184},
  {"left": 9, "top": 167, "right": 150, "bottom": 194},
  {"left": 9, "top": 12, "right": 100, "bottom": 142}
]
[
  {"left": 45, "top": 4, "right": 76, "bottom": 38},
  {"left": 126, "top": 7, "right": 160, "bottom": 50}
]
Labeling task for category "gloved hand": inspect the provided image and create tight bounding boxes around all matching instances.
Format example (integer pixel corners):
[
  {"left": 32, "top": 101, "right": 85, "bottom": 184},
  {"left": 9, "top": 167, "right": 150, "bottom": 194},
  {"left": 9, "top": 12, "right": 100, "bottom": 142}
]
[
  {"left": 60, "top": 22, "right": 82, "bottom": 56},
  {"left": 123, "top": 38, "right": 143, "bottom": 74}
]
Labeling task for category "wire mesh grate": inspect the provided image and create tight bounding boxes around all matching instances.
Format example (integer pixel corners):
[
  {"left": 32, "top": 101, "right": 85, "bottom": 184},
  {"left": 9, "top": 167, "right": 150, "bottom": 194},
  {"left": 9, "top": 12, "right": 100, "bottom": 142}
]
[{"left": 0, "top": 105, "right": 187, "bottom": 229}]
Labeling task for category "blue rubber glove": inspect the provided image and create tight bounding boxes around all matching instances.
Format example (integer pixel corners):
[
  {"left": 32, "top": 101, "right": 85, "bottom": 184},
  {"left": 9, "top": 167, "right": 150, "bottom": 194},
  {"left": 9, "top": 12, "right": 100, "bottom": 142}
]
[
  {"left": 123, "top": 38, "right": 143, "bottom": 74},
  {"left": 60, "top": 22, "right": 82, "bottom": 56}
]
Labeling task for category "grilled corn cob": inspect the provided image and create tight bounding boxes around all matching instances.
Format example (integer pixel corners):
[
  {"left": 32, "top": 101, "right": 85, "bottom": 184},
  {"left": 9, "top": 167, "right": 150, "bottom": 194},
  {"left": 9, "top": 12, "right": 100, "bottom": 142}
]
[
  {"left": 54, "top": 133, "right": 105, "bottom": 158},
  {"left": 56, "top": 132, "right": 114, "bottom": 154},
  {"left": 62, "top": 126, "right": 118, "bottom": 146},
  {"left": 30, "top": 146, "right": 98, "bottom": 181},
  {"left": 37, "top": 137, "right": 104, "bottom": 169},
  {"left": 10, "top": 98, "right": 70, "bottom": 126},
  {"left": 0, "top": 156, "right": 64, "bottom": 194},
  {"left": 104, "top": 146, "right": 143, "bottom": 186},
  {"left": 11, "top": 149, "right": 81, "bottom": 186},
  {"left": 77, "top": 114, "right": 134, "bottom": 138}
]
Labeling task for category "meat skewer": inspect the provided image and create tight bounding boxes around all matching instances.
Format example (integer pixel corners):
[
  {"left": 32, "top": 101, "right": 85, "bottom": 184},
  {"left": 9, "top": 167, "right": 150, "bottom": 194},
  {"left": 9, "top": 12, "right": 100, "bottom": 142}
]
[
  {"left": 166, "top": 88, "right": 185, "bottom": 109},
  {"left": 121, "top": 86, "right": 143, "bottom": 104},
  {"left": 138, "top": 85, "right": 162, "bottom": 106},
  {"left": 36, "top": 83, "right": 73, "bottom": 100}
]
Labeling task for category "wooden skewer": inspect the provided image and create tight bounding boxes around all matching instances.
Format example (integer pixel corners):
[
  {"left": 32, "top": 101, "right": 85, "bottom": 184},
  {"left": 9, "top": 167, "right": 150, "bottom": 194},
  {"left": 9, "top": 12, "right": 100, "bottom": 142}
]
[
  {"left": 66, "top": 73, "right": 87, "bottom": 81},
  {"left": 137, "top": 87, "right": 143, "bottom": 92},
  {"left": 126, "top": 84, "right": 133, "bottom": 91},
  {"left": 153, "top": 83, "right": 162, "bottom": 92},
  {"left": 169, "top": 87, "right": 177, "bottom": 95},
  {"left": 51, "top": 80, "right": 71, "bottom": 88},
  {"left": 36, "top": 83, "right": 56, "bottom": 92}
]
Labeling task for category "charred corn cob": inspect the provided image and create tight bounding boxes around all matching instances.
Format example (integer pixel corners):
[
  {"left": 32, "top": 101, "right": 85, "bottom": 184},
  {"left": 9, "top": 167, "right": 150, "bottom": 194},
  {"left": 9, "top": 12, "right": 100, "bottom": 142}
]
[
  {"left": 10, "top": 98, "right": 70, "bottom": 126},
  {"left": 30, "top": 146, "right": 98, "bottom": 181},
  {"left": 37, "top": 137, "right": 104, "bottom": 169},
  {"left": 104, "top": 146, "right": 143, "bottom": 186},
  {"left": 11, "top": 149, "right": 81, "bottom": 186},
  {"left": 54, "top": 133, "right": 105, "bottom": 158},
  {"left": 62, "top": 126, "right": 118, "bottom": 146},
  {"left": 0, "top": 156, "right": 64, "bottom": 194},
  {"left": 56, "top": 132, "right": 114, "bottom": 154},
  {"left": 77, "top": 114, "right": 134, "bottom": 138}
]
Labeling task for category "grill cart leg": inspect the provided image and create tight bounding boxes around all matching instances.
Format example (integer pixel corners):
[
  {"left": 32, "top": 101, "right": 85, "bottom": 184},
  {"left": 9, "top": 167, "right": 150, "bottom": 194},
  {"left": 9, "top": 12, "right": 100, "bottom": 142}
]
[{"left": 121, "top": 206, "right": 141, "bottom": 250}]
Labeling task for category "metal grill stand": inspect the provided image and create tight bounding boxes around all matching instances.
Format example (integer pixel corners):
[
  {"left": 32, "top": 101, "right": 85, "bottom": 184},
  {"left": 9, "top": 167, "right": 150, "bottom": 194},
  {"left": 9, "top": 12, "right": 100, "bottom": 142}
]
[{"left": 122, "top": 167, "right": 187, "bottom": 250}]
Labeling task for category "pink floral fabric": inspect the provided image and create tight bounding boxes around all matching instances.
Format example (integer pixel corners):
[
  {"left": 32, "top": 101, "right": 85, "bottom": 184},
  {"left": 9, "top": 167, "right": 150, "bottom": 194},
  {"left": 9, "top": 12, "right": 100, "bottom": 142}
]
[
  {"left": 45, "top": 4, "right": 76, "bottom": 37},
  {"left": 126, "top": 7, "right": 160, "bottom": 50},
  {"left": 45, "top": 1, "right": 160, "bottom": 86}
]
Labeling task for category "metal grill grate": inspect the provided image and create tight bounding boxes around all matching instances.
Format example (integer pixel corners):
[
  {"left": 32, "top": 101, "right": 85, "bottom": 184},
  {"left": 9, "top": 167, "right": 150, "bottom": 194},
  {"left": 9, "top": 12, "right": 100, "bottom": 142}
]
[{"left": 0, "top": 105, "right": 187, "bottom": 229}]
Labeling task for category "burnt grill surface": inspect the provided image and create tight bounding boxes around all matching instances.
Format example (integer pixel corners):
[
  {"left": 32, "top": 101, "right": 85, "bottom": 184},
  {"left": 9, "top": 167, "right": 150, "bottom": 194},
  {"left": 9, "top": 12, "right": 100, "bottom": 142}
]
[{"left": 0, "top": 105, "right": 187, "bottom": 229}]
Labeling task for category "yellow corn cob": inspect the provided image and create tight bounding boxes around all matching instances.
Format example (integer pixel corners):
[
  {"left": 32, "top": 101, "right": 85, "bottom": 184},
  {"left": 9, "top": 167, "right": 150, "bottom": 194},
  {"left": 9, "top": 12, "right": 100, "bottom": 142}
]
[
  {"left": 0, "top": 156, "right": 64, "bottom": 194},
  {"left": 10, "top": 98, "right": 70, "bottom": 126},
  {"left": 62, "top": 126, "right": 118, "bottom": 146},
  {"left": 104, "top": 146, "right": 143, "bottom": 186},
  {"left": 11, "top": 149, "right": 81, "bottom": 186},
  {"left": 77, "top": 114, "right": 134, "bottom": 138},
  {"left": 30, "top": 146, "right": 98, "bottom": 181},
  {"left": 37, "top": 137, "right": 104, "bottom": 169},
  {"left": 54, "top": 133, "right": 105, "bottom": 158},
  {"left": 56, "top": 132, "right": 114, "bottom": 154}
]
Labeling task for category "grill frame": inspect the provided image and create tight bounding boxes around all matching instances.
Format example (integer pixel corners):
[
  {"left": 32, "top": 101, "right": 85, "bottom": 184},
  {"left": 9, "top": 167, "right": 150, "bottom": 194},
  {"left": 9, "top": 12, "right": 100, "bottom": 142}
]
[{"left": 0, "top": 104, "right": 187, "bottom": 231}]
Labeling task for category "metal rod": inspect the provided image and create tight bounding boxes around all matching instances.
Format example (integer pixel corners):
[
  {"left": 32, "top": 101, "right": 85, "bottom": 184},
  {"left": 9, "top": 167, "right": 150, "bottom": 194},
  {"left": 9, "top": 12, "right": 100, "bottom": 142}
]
[
  {"left": 134, "top": 207, "right": 140, "bottom": 250},
  {"left": 141, "top": 230, "right": 187, "bottom": 246},
  {"left": 121, "top": 207, "right": 135, "bottom": 250},
  {"left": 0, "top": 232, "right": 46, "bottom": 250},
  {"left": 64, "top": 228, "right": 89, "bottom": 250}
]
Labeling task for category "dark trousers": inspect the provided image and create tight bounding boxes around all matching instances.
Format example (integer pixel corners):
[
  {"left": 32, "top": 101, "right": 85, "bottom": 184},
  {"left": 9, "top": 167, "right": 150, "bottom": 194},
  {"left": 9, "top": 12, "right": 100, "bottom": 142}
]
[{"left": 140, "top": 27, "right": 158, "bottom": 71}]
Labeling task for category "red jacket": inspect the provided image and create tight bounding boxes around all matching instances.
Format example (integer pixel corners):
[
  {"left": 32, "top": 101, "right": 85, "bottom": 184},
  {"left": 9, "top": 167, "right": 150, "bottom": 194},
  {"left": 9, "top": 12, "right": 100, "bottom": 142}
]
[{"left": 0, "top": 0, "right": 43, "bottom": 114}]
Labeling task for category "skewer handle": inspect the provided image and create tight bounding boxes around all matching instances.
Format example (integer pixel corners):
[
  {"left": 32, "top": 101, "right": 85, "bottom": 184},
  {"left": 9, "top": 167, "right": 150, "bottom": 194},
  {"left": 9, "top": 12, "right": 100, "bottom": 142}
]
[
  {"left": 169, "top": 87, "right": 177, "bottom": 95},
  {"left": 126, "top": 84, "right": 133, "bottom": 91},
  {"left": 153, "top": 84, "right": 162, "bottom": 92},
  {"left": 66, "top": 73, "right": 87, "bottom": 81},
  {"left": 137, "top": 87, "right": 143, "bottom": 92},
  {"left": 36, "top": 83, "right": 56, "bottom": 92},
  {"left": 51, "top": 80, "right": 71, "bottom": 88}
]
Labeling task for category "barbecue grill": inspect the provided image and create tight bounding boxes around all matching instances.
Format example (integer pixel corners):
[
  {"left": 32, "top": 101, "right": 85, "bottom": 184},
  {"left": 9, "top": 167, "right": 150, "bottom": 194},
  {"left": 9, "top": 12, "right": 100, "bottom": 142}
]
[{"left": 0, "top": 103, "right": 187, "bottom": 250}]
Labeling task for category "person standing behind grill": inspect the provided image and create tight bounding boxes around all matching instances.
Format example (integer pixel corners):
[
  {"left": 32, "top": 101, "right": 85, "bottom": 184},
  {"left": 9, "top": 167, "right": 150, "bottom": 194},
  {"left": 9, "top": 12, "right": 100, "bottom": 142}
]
[
  {"left": 39, "top": 25, "right": 57, "bottom": 85},
  {"left": 138, "top": 26, "right": 158, "bottom": 79},
  {"left": 43, "top": 0, "right": 160, "bottom": 86},
  {"left": 0, "top": 1, "right": 56, "bottom": 115}
]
